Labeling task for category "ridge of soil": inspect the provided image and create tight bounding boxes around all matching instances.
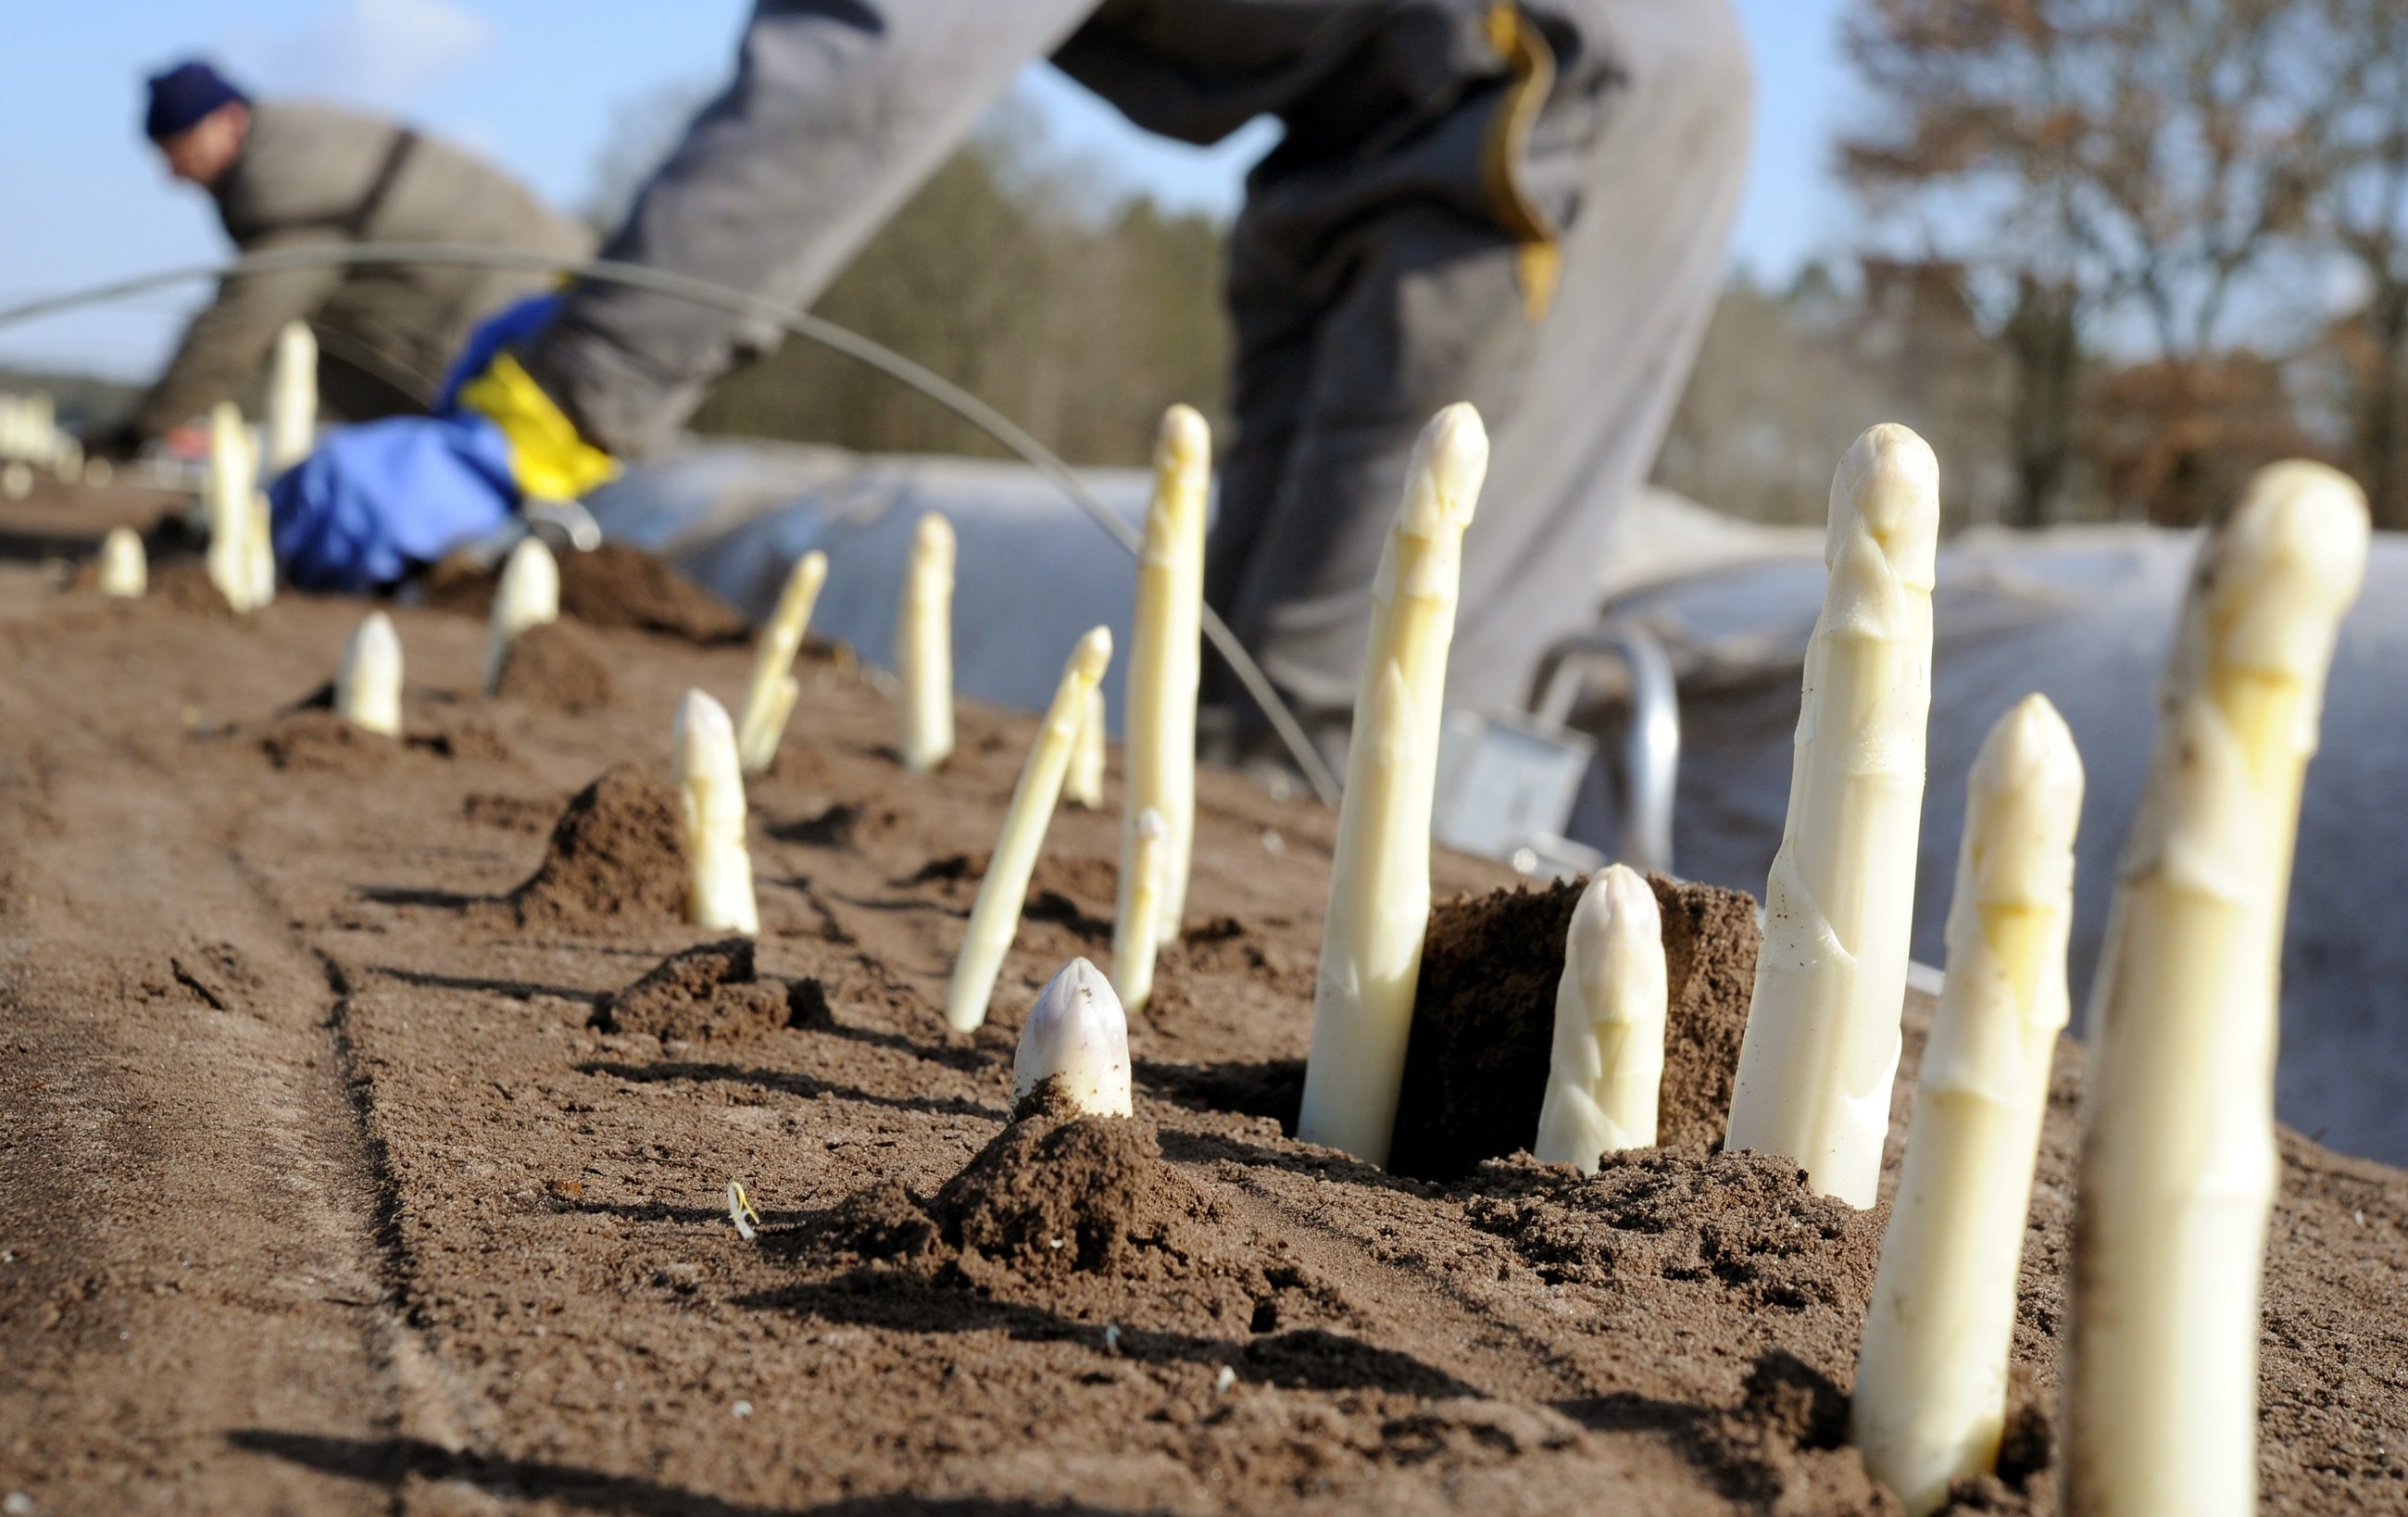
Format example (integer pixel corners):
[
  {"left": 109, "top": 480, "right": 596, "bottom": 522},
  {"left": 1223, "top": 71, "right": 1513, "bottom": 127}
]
[
  {"left": 419, "top": 541, "right": 749, "bottom": 645},
  {"left": 508, "top": 762, "right": 689, "bottom": 926},
  {"left": 493, "top": 619, "right": 619, "bottom": 709},
  {"left": 1, "top": 484, "right": 2402, "bottom": 1514}
]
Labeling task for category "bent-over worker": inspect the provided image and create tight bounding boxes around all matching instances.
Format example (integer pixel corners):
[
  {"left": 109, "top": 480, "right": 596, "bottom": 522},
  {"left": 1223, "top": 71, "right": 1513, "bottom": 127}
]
[
  {"left": 276, "top": 2, "right": 1751, "bottom": 757},
  {"left": 92, "top": 60, "right": 592, "bottom": 460}
]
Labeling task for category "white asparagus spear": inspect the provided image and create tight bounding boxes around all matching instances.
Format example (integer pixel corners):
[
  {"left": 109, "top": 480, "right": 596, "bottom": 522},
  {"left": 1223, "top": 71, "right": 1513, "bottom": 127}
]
[
  {"left": 1110, "top": 808, "right": 1170, "bottom": 1016},
  {"left": 1011, "top": 957, "right": 1134, "bottom": 1117},
  {"left": 1851, "top": 695, "right": 2083, "bottom": 1515},
  {"left": 1297, "top": 404, "right": 1488, "bottom": 1165},
  {"left": 267, "top": 320, "right": 317, "bottom": 473},
  {"left": 737, "top": 550, "right": 829, "bottom": 776},
  {"left": 481, "top": 535, "right": 559, "bottom": 696},
  {"left": 1113, "top": 406, "right": 1210, "bottom": 939},
  {"left": 2066, "top": 463, "right": 2367, "bottom": 1517},
  {"left": 204, "top": 402, "right": 259, "bottom": 612},
  {"left": 1724, "top": 423, "right": 1939, "bottom": 1208},
  {"left": 95, "top": 526, "right": 146, "bottom": 599},
  {"left": 897, "top": 512, "right": 956, "bottom": 773},
  {"left": 334, "top": 610, "right": 406, "bottom": 738},
  {"left": 1066, "top": 684, "right": 1107, "bottom": 809},
  {"left": 245, "top": 493, "right": 276, "bottom": 609},
  {"left": 945, "top": 627, "right": 1115, "bottom": 1033},
  {"left": 671, "top": 689, "right": 761, "bottom": 935},
  {"left": 1533, "top": 864, "right": 1668, "bottom": 1171}
]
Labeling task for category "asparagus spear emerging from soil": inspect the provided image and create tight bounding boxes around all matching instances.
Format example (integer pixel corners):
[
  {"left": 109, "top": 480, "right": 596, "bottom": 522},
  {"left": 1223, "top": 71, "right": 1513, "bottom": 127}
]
[
  {"left": 671, "top": 689, "right": 760, "bottom": 936},
  {"left": 2066, "top": 463, "right": 2367, "bottom": 1517},
  {"left": 95, "top": 526, "right": 146, "bottom": 599},
  {"left": 205, "top": 402, "right": 262, "bottom": 612},
  {"left": 1298, "top": 404, "right": 1488, "bottom": 1166},
  {"left": 267, "top": 320, "right": 316, "bottom": 474},
  {"left": 1113, "top": 406, "right": 1210, "bottom": 939},
  {"left": 245, "top": 494, "right": 276, "bottom": 610},
  {"left": 1067, "top": 685, "right": 1107, "bottom": 809},
  {"left": 736, "top": 550, "right": 828, "bottom": 777},
  {"left": 1011, "top": 957, "right": 1134, "bottom": 1117},
  {"left": 1532, "top": 864, "right": 1668, "bottom": 1171},
  {"left": 1110, "top": 808, "right": 1170, "bottom": 1015},
  {"left": 1724, "top": 423, "right": 1938, "bottom": 1208},
  {"left": 1852, "top": 695, "right": 2083, "bottom": 1516},
  {"left": 897, "top": 512, "right": 956, "bottom": 773},
  {"left": 335, "top": 611, "right": 405, "bottom": 738},
  {"left": 945, "top": 627, "right": 1115, "bottom": 1033},
  {"left": 482, "top": 536, "right": 559, "bottom": 696}
]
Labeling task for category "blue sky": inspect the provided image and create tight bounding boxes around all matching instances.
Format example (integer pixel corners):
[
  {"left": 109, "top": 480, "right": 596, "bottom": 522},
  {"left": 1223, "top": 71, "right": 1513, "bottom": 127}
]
[{"left": 0, "top": 0, "right": 1850, "bottom": 377}]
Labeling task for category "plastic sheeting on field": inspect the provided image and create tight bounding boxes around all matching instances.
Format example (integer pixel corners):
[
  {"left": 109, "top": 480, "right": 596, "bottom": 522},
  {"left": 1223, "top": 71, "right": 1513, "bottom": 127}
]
[
  {"left": 589, "top": 441, "right": 2408, "bottom": 1164},
  {"left": 584, "top": 442, "right": 1158, "bottom": 730},
  {"left": 1599, "top": 523, "right": 2408, "bottom": 1164}
]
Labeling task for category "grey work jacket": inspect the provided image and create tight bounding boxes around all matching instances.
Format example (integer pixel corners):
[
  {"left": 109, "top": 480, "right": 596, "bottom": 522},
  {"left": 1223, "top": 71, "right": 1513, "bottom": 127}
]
[{"left": 132, "top": 99, "right": 594, "bottom": 435}]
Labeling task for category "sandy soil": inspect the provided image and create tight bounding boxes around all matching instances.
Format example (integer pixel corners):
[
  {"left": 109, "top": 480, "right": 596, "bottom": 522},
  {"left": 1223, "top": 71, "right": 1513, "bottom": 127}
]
[{"left": 1, "top": 476, "right": 2403, "bottom": 1515}]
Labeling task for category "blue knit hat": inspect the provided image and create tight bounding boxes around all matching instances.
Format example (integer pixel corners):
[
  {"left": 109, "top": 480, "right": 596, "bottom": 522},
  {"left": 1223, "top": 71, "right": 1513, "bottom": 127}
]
[{"left": 144, "top": 60, "right": 247, "bottom": 142}]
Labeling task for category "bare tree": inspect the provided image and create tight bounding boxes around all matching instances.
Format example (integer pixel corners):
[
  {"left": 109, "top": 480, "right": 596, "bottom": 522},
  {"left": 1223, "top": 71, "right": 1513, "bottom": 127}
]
[
  {"left": 1843, "top": 0, "right": 2339, "bottom": 523},
  {"left": 2305, "top": 0, "right": 2408, "bottom": 527}
]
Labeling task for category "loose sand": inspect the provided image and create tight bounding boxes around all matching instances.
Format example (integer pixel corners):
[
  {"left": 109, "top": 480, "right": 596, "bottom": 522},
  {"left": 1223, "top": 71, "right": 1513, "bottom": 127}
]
[{"left": 0, "top": 477, "right": 2402, "bottom": 1513}]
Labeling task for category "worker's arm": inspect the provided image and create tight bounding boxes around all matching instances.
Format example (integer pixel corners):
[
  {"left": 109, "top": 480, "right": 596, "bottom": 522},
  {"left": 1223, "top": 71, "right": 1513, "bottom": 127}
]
[
  {"left": 520, "top": 0, "right": 1093, "bottom": 459},
  {"left": 126, "top": 226, "right": 345, "bottom": 441}
]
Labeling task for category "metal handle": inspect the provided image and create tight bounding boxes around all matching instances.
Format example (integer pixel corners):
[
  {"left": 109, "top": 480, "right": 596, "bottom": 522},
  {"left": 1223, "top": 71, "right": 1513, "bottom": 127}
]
[{"left": 1529, "top": 621, "right": 1680, "bottom": 874}]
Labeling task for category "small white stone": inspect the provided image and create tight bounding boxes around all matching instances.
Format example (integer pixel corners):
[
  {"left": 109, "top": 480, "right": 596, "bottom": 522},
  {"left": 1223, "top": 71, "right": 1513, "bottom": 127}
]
[
  {"left": 732, "top": 1400, "right": 754, "bottom": 1419},
  {"left": 1213, "top": 1365, "right": 1236, "bottom": 1395},
  {"left": 1102, "top": 1324, "right": 1122, "bottom": 1353},
  {"left": 1260, "top": 830, "right": 1285, "bottom": 855},
  {"left": 6, "top": 1492, "right": 32, "bottom": 1514}
]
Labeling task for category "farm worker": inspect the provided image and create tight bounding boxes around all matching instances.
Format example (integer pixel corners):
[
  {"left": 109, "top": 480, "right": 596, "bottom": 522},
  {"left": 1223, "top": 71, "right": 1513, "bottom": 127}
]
[
  {"left": 88, "top": 60, "right": 592, "bottom": 463},
  {"left": 273, "top": 1, "right": 1751, "bottom": 758}
]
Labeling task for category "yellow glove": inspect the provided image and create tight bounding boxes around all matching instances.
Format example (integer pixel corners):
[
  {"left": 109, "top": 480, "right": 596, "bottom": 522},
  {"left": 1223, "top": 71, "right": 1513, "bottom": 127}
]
[{"left": 456, "top": 352, "right": 620, "bottom": 503}]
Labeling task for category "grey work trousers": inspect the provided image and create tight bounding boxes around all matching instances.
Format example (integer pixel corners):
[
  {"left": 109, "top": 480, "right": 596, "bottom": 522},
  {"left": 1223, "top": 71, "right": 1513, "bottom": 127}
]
[{"left": 522, "top": 0, "right": 1751, "bottom": 749}]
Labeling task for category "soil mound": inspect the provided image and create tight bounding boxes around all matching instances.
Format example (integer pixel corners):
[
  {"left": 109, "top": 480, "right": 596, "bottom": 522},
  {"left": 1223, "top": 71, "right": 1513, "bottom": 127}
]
[
  {"left": 595, "top": 937, "right": 820, "bottom": 1042},
  {"left": 420, "top": 542, "right": 747, "bottom": 645},
  {"left": 1387, "top": 874, "right": 1760, "bottom": 1178},
  {"left": 147, "top": 559, "right": 241, "bottom": 616},
  {"left": 257, "top": 709, "right": 391, "bottom": 772},
  {"left": 402, "top": 721, "right": 515, "bottom": 765},
  {"left": 821, "top": 1082, "right": 1338, "bottom": 1338},
  {"left": 511, "top": 764, "right": 688, "bottom": 926},
  {"left": 492, "top": 620, "right": 617, "bottom": 709},
  {"left": 1466, "top": 1147, "right": 1882, "bottom": 1310}
]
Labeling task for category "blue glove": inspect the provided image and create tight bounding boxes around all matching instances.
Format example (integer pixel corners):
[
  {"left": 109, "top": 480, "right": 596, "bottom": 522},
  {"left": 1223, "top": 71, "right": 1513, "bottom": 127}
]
[
  {"left": 269, "top": 411, "right": 518, "bottom": 592},
  {"left": 270, "top": 294, "right": 606, "bottom": 591}
]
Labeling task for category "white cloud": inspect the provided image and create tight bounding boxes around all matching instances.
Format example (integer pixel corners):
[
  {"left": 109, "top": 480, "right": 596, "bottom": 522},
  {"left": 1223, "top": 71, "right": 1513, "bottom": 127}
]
[{"left": 238, "top": 0, "right": 494, "bottom": 111}]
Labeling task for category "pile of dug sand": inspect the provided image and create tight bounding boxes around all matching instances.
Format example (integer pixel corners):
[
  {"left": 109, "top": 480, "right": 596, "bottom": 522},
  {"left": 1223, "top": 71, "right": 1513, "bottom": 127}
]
[
  {"left": 419, "top": 541, "right": 749, "bottom": 644},
  {"left": 2, "top": 504, "right": 2401, "bottom": 1515},
  {"left": 594, "top": 937, "right": 820, "bottom": 1042},
  {"left": 491, "top": 620, "right": 618, "bottom": 709},
  {"left": 508, "top": 762, "right": 688, "bottom": 925}
]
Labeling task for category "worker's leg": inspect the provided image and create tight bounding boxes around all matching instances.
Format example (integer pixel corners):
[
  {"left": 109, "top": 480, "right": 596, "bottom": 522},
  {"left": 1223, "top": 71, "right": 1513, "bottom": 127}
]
[
  {"left": 1448, "top": 0, "right": 1752, "bottom": 713},
  {"left": 521, "top": 0, "right": 1096, "bottom": 458},
  {"left": 1208, "top": 0, "right": 1752, "bottom": 753},
  {"left": 1207, "top": 205, "right": 1539, "bottom": 758}
]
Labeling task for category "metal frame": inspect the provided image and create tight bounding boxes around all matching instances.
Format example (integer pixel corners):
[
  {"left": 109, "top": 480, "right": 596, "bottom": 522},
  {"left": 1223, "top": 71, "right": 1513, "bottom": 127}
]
[{"left": 1529, "top": 621, "right": 1681, "bottom": 875}]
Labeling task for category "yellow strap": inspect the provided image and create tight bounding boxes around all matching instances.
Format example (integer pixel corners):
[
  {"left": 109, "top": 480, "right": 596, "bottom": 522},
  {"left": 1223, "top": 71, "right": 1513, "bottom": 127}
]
[
  {"left": 457, "top": 352, "right": 620, "bottom": 503},
  {"left": 1481, "top": 1, "right": 1562, "bottom": 321}
]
